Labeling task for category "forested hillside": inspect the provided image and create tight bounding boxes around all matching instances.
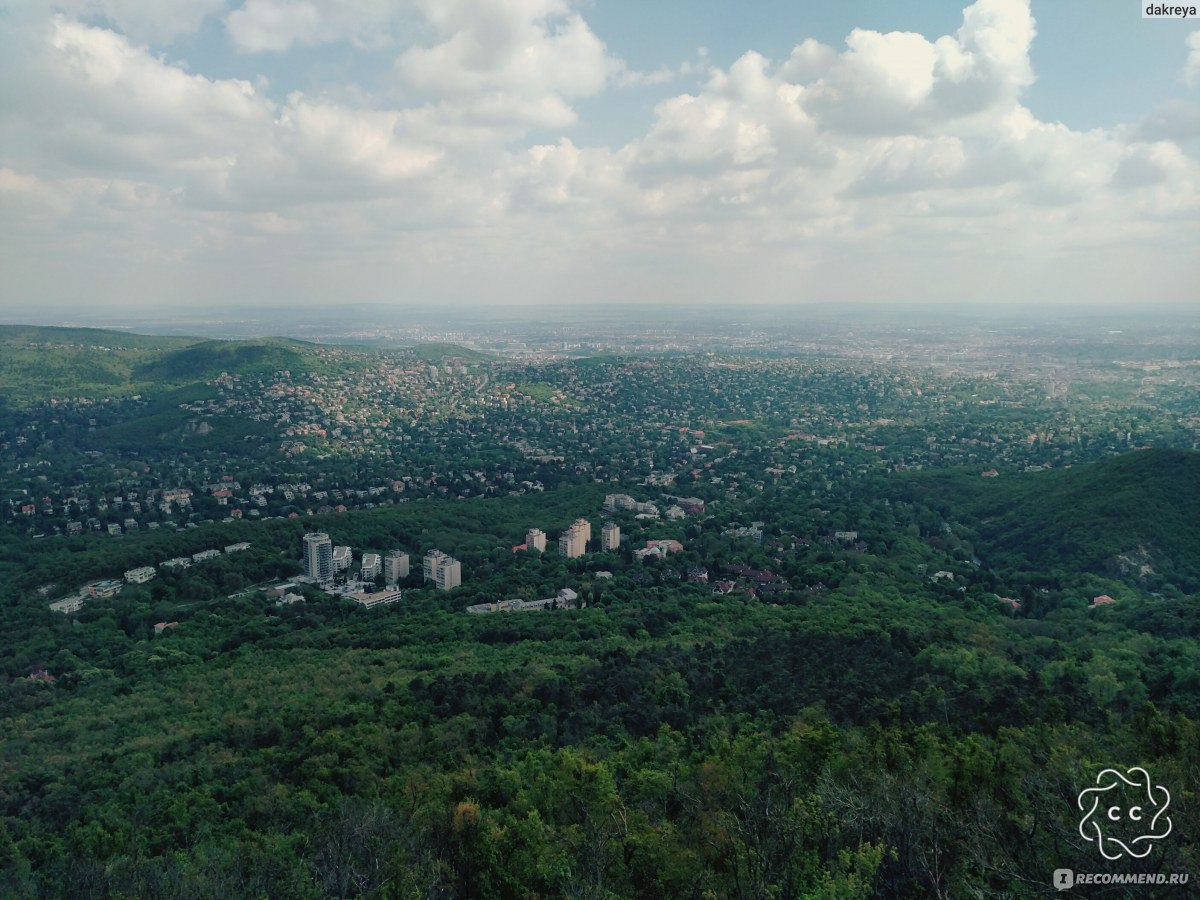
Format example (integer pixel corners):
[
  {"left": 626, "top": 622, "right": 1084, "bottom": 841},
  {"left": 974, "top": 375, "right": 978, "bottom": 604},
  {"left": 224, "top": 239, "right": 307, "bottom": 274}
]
[
  {"left": 2, "top": 331, "right": 1197, "bottom": 897},
  {"left": 887, "top": 449, "right": 1200, "bottom": 592},
  {"left": 3, "top": 462, "right": 1199, "bottom": 896}
]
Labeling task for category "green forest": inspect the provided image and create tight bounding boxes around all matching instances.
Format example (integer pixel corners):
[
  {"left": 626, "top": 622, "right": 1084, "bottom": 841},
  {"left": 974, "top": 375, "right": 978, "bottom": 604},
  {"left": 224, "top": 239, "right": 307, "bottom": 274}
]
[
  {"left": 1, "top": 328, "right": 1197, "bottom": 897},
  {"left": 3, "top": 453, "right": 1199, "bottom": 897}
]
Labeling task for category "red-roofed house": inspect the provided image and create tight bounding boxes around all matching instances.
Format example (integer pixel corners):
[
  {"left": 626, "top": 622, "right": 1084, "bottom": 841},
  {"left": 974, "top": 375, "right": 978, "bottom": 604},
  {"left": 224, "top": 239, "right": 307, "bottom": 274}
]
[{"left": 1091, "top": 595, "right": 1116, "bottom": 606}]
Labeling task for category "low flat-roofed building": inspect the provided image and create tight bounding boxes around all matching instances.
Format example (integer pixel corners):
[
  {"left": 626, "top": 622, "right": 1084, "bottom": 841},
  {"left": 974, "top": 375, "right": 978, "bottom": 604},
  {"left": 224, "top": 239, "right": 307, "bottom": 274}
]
[
  {"left": 87, "top": 579, "right": 123, "bottom": 598},
  {"left": 124, "top": 566, "right": 156, "bottom": 584},
  {"left": 49, "top": 595, "right": 85, "bottom": 614},
  {"left": 349, "top": 588, "right": 402, "bottom": 609}
]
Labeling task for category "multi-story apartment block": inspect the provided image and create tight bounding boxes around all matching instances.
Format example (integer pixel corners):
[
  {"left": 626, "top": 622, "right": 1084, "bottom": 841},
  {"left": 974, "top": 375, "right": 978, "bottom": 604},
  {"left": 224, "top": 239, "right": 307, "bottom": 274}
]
[
  {"left": 559, "top": 520, "right": 590, "bottom": 558},
  {"left": 424, "top": 549, "right": 462, "bottom": 590},
  {"left": 601, "top": 521, "right": 620, "bottom": 551},
  {"left": 526, "top": 528, "right": 547, "bottom": 552},
  {"left": 303, "top": 532, "right": 334, "bottom": 582},
  {"left": 434, "top": 557, "right": 461, "bottom": 591},
  {"left": 360, "top": 553, "right": 382, "bottom": 581},
  {"left": 384, "top": 551, "right": 410, "bottom": 584},
  {"left": 332, "top": 545, "right": 352, "bottom": 574}
]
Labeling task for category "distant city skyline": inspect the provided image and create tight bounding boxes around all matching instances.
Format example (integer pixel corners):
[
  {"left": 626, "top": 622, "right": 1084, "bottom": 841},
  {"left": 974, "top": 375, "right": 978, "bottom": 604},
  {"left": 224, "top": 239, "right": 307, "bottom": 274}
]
[{"left": 1, "top": 0, "right": 1197, "bottom": 314}]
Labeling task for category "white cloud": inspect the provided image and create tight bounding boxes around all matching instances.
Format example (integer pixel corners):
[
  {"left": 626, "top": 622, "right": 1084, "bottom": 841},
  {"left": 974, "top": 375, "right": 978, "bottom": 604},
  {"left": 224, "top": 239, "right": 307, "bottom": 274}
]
[
  {"left": 1185, "top": 30, "right": 1200, "bottom": 87},
  {"left": 0, "top": 0, "right": 1196, "bottom": 311},
  {"left": 807, "top": 0, "right": 1036, "bottom": 134},
  {"left": 225, "top": 0, "right": 404, "bottom": 52},
  {"left": 54, "top": 0, "right": 227, "bottom": 43}
]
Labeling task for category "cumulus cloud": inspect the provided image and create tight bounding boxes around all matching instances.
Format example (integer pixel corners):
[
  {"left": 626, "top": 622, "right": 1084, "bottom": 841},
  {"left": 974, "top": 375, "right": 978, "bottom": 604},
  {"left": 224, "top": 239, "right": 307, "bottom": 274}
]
[
  {"left": 395, "top": 0, "right": 620, "bottom": 130},
  {"left": 225, "top": 0, "right": 404, "bottom": 52},
  {"left": 0, "top": 0, "right": 1196, "bottom": 311},
  {"left": 1185, "top": 30, "right": 1200, "bottom": 86},
  {"left": 54, "top": 0, "right": 227, "bottom": 43},
  {"left": 1135, "top": 99, "right": 1200, "bottom": 142}
]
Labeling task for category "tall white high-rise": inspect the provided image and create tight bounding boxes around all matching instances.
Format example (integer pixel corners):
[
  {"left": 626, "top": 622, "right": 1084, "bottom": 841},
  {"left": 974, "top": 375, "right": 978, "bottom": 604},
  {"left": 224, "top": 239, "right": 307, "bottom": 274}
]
[
  {"left": 303, "top": 532, "right": 334, "bottom": 582},
  {"left": 526, "top": 528, "right": 547, "bottom": 552}
]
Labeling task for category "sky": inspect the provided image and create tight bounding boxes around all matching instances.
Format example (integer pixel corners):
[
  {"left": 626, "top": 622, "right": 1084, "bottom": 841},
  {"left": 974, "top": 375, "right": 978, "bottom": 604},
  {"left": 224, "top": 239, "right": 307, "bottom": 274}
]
[{"left": 0, "top": 0, "right": 1197, "bottom": 316}]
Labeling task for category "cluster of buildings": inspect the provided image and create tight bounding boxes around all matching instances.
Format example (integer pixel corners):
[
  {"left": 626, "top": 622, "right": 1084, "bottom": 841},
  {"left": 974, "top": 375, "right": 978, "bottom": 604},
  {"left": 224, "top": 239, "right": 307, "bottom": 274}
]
[
  {"left": 604, "top": 494, "right": 660, "bottom": 518},
  {"left": 278, "top": 534, "right": 470, "bottom": 610},
  {"left": 301, "top": 532, "right": 412, "bottom": 587},
  {"left": 634, "top": 539, "right": 684, "bottom": 559},
  {"left": 524, "top": 493, "right": 688, "bottom": 562},
  {"left": 301, "top": 532, "right": 460, "bottom": 602},
  {"left": 515, "top": 518, "right": 621, "bottom": 560},
  {"left": 48, "top": 541, "right": 252, "bottom": 614}
]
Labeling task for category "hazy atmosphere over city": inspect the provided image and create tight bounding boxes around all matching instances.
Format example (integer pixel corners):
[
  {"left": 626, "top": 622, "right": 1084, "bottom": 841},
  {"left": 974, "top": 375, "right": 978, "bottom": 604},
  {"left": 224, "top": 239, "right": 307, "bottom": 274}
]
[{"left": 1, "top": 0, "right": 1198, "bottom": 315}]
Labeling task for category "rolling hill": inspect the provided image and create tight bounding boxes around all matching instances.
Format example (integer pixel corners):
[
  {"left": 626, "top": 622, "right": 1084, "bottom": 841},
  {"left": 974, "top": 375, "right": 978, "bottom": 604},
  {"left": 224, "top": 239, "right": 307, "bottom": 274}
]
[
  {"left": 0, "top": 326, "right": 314, "bottom": 407},
  {"left": 131, "top": 339, "right": 309, "bottom": 382}
]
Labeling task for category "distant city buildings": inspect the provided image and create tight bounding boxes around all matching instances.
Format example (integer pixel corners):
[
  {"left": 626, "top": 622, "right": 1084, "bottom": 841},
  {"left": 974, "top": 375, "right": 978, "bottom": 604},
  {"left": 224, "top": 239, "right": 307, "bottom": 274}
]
[
  {"left": 526, "top": 528, "right": 547, "bottom": 552},
  {"left": 332, "top": 545, "right": 352, "bottom": 574},
  {"left": 303, "top": 532, "right": 334, "bottom": 582}
]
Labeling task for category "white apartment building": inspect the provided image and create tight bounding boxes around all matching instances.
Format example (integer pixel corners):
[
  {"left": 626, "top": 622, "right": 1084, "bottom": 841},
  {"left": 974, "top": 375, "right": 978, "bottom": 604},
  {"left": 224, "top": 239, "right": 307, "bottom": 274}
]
[
  {"left": 434, "top": 557, "right": 461, "bottom": 591},
  {"left": 526, "top": 528, "right": 547, "bottom": 552},
  {"left": 559, "top": 521, "right": 588, "bottom": 558},
  {"left": 360, "top": 553, "right": 382, "bottom": 581},
  {"left": 424, "top": 549, "right": 462, "bottom": 590},
  {"left": 384, "top": 551, "right": 410, "bottom": 584}
]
